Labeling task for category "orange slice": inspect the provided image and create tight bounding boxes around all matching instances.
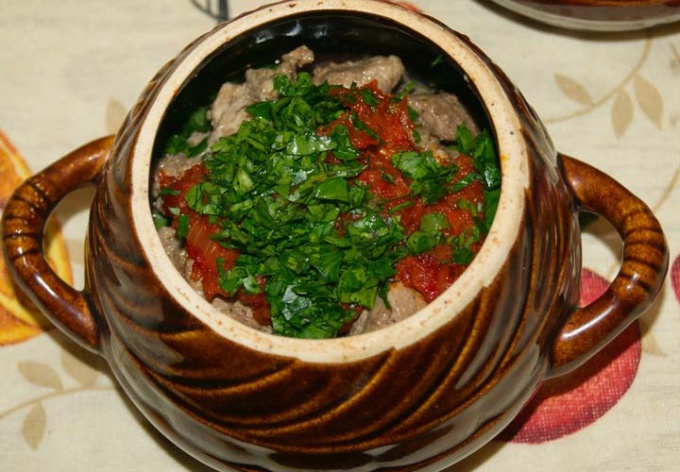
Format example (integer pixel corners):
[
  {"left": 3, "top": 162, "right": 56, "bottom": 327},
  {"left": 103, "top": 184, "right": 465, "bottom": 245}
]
[{"left": 0, "top": 131, "right": 73, "bottom": 345}]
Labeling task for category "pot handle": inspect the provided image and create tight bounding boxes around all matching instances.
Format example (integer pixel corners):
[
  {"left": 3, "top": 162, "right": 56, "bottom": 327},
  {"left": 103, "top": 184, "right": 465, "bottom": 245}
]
[
  {"left": 2, "top": 136, "right": 115, "bottom": 354},
  {"left": 548, "top": 153, "right": 668, "bottom": 377}
]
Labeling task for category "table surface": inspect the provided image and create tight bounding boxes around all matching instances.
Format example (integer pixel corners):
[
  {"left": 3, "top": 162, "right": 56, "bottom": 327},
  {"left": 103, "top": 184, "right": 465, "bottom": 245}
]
[{"left": 1, "top": 1, "right": 679, "bottom": 471}]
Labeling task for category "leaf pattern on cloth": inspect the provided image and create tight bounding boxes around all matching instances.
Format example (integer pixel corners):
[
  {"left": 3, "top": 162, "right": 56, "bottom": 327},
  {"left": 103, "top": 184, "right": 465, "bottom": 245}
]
[
  {"left": 1, "top": 346, "right": 110, "bottom": 451},
  {"left": 612, "top": 90, "right": 634, "bottom": 138},
  {"left": 633, "top": 74, "right": 664, "bottom": 129},
  {"left": 548, "top": 36, "right": 670, "bottom": 138},
  {"left": 61, "top": 350, "right": 99, "bottom": 388},
  {"left": 18, "top": 361, "right": 65, "bottom": 391},
  {"left": 22, "top": 402, "right": 46, "bottom": 450},
  {"left": 555, "top": 74, "right": 594, "bottom": 106}
]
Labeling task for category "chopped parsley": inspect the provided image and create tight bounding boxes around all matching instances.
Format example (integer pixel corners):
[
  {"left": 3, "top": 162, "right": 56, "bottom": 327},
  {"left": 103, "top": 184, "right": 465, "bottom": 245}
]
[
  {"left": 156, "top": 72, "right": 501, "bottom": 339},
  {"left": 163, "top": 106, "right": 211, "bottom": 157}
]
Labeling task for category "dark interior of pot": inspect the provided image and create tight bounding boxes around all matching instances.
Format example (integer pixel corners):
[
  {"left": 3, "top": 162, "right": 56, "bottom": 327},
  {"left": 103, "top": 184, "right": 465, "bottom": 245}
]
[{"left": 153, "top": 12, "right": 490, "bottom": 150}]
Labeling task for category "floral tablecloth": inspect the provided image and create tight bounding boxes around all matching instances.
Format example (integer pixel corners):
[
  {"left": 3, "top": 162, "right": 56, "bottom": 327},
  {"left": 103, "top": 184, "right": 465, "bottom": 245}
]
[{"left": 1, "top": 1, "right": 679, "bottom": 471}]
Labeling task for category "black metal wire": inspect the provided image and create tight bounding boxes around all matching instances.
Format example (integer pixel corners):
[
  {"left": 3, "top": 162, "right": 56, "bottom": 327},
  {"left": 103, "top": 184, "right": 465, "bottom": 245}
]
[{"left": 190, "top": 0, "right": 229, "bottom": 22}]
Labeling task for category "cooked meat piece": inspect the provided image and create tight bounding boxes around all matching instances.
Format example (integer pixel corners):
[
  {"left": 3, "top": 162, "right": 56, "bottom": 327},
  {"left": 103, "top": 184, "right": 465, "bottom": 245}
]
[
  {"left": 278, "top": 45, "right": 316, "bottom": 76},
  {"left": 153, "top": 153, "right": 203, "bottom": 180},
  {"left": 209, "top": 81, "right": 252, "bottom": 140},
  {"left": 415, "top": 128, "right": 458, "bottom": 165},
  {"left": 350, "top": 282, "right": 427, "bottom": 335},
  {"left": 312, "top": 55, "right": 405, "bottom": 93},
  {"left": 245, "top": 45, "right": 315, "bottom": 101},
  {"left": 157, "top": 226, "right": 188, "bottom": 272},
  {"left": 212, "top": 297, "right": 272, "bottom": 333},
  {"left": 209, "top": 46, "right": 315, "bottom": 141},
  {"left": 408, "top": 92, "right": 479, "bottom": 142}
]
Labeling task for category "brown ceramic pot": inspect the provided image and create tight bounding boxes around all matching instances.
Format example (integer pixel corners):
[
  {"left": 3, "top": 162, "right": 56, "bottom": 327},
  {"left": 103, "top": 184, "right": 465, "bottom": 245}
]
[
  {"left": 488, "top": 0, "right": 680, "bottom": 31},
  {"left": 1, "top": 1, "right": 669, "bottom": 471}
]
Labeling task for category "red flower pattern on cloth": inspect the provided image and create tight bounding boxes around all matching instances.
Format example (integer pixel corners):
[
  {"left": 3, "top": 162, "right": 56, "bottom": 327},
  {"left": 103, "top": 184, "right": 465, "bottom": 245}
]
[
  {"left": 498, "top": 268, "right": 642, "bottom": 443},
  {"left": 671, "top": 255, "right": 680, "bottom": 305}
]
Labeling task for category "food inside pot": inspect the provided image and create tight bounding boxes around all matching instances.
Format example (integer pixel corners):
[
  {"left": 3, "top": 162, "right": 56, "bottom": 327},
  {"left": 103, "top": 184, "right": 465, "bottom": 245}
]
[{"left": 151, "top": 46, "right": 500, "bottom": 339}]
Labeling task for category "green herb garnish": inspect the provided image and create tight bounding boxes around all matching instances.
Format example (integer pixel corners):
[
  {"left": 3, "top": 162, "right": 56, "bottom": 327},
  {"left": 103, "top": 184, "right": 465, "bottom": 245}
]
[
  {"left": 159, "top": 72, "right": 501, "bottom": 339},
  {"left": 164, "top": 106, "right": 211, "bottom": 157},
  {"left": 454, "top": 125, "right": 501, "bottom": 233}
]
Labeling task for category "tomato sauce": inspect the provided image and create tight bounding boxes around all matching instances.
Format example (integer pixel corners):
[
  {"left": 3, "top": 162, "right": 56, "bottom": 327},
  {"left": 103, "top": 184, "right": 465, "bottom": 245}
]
[{"left": 158, "top": 165, "right": 237, "bottom": 300}]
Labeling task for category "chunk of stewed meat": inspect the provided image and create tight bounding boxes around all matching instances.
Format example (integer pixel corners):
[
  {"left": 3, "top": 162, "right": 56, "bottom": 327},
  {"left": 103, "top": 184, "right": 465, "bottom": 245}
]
[
  {"left": 209, "top": 46, "right": 315, "bottom": 141},
  {"left": 312, "top": 55, "right": 405, "bottom": 93},
  {"left": 408, "top": 92, "right": 479, "bottom": 142},
  {"left": 350, "top": 283, "right": 427, "bottom": 335}
]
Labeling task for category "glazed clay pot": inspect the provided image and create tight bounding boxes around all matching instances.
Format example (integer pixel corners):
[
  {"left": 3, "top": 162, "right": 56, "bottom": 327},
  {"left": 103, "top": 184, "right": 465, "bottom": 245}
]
[
  {"left": 488, "top": 0, "right": 680, "bottom": 31},
  {"left": 1, "top": 1, "right": 669, "bottom": 471}
]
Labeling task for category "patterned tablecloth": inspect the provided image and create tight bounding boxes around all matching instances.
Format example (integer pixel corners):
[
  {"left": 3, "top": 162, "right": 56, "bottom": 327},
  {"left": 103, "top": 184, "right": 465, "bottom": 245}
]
[{"left": 1, "top": 1, "right": 679, "bottom": 471}]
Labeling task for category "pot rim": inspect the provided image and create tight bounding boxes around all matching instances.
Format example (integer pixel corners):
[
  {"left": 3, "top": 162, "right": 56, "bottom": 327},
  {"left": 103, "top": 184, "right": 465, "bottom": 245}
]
[{"left": 130, "top": 0, "right": 529, "bottom": 363}]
